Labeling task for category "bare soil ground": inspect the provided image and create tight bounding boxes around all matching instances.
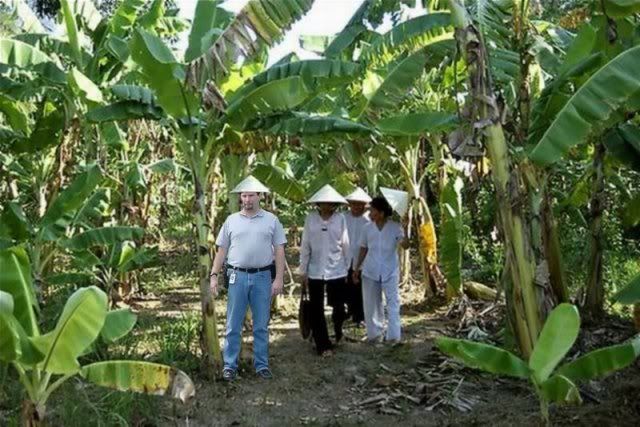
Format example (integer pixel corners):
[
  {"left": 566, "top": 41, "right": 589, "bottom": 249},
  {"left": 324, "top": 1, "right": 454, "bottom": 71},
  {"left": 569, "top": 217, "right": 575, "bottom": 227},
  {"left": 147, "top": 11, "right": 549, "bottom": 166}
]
[
  {"left": 136, "top": 245, "right": 640, "bottom": 427},
  {"left": 3, "top": 242, "right": 640, "bottom": 426}
]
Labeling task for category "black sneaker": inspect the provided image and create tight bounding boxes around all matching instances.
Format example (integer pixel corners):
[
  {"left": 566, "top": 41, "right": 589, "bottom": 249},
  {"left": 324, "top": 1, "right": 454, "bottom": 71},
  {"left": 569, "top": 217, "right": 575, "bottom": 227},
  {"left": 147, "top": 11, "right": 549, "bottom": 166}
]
[
  {"left": 256, "top": 368, "right": 273, "bottom": 380},
  {"left": 222, "top": 368, "right": 236, "bottom": 382}
]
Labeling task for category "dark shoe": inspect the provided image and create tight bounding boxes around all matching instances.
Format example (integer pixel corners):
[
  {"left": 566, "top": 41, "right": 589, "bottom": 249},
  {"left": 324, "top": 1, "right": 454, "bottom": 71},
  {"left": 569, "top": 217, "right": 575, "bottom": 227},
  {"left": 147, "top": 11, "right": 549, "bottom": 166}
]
[
  {"left": 222, "top": 368, "right": 236, "bottom": 382},
  {"left": 256, "top": 368, "right": 273, "bottom": 379}
]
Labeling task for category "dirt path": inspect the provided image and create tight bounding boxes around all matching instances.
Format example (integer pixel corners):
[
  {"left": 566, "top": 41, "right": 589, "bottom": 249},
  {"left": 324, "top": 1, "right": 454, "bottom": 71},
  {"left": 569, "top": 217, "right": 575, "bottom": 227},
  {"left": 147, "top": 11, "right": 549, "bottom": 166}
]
[{"left": 127, "top": 245, "right": 640, "bottom": 427}]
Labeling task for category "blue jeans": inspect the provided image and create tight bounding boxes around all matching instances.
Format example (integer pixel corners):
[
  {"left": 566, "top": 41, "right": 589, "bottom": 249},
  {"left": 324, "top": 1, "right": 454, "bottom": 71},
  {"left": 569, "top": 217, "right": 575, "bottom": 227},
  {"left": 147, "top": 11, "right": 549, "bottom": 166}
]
[{"left": 223, "top": 269, "right": 272, "bottom": 372}]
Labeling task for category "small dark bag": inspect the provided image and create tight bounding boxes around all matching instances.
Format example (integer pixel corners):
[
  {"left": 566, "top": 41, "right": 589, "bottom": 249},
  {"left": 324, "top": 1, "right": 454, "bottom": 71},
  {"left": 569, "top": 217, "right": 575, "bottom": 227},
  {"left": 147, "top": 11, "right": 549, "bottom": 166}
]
[{"left": 298, "top": 288, "right": 312, "bottom": 339}]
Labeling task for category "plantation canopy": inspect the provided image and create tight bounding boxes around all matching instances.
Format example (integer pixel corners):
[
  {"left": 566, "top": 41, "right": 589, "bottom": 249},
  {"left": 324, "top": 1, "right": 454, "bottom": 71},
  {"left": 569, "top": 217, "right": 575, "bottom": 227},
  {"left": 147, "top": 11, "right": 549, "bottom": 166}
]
[
  {"left": 307, "top": 185, "right": 348, "bottom": 204},
  {"left": 380, "top": 187, "right": 409, "bottom": 217},
  {"left": 231, "top": 176, "right": 270, "bottom": 194},
  {"left": 345, "top": 187, "right": 372, "bottom": 203}
]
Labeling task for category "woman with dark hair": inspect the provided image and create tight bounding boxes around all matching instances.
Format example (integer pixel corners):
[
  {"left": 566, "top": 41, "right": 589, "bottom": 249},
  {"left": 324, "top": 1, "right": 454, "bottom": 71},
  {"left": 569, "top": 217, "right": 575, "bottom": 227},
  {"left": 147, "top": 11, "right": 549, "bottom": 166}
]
[{"left": 352, "top": 196, "right": 409, "bottom": 343}]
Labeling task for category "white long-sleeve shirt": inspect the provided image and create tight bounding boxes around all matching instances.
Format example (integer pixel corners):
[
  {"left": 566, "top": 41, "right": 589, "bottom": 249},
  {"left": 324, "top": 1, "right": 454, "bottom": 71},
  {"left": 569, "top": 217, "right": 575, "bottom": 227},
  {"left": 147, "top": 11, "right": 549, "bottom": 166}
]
[
  {"left": 299, "top": 211, "right": 350, "bottom": 280},
  {"left": 344, "top": 211, "right": 370, "bottom": 269}
]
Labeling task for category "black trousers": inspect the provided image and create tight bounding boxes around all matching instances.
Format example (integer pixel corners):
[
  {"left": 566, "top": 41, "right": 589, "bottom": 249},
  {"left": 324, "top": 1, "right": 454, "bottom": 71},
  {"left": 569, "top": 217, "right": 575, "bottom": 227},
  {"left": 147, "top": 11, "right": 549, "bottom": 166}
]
[
  {"left": 308, "top": 277, "right": 347, "bottom": 354},
  {"left": 346, "top": 268, "right": 364, "bottom": 323}
]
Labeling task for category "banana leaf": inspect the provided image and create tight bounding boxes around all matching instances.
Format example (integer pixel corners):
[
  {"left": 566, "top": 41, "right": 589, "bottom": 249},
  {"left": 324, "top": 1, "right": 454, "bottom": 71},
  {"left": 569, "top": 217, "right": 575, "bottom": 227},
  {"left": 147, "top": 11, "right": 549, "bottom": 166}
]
[
  {"left": 530, "top": 46, "right": 640, "bottom": 166},
  {"left": 604, "top": 124, "right": 640, "bottom": 172},
  {"left": 68, "top": 67, "right": 104, "bottom": 104},
  {"left": 10, "top": 100, "right": 65, "bottom": 154},
  {"left": 59, "top": 0, "right": 83, "bottom": 68},
  {"left": 108, "top": 0, "right": 147, "bottom": 39},
  {"left": 184, "top": 0, "right": 233, "bottom": 62},
  {"left": 557, "top": 337, "right": 640, "bottom": 381},
  {"left": 70, "top": 0, "right": 103, "bottom": 32},
  {"left": 246, "top": 112, "right": 371, "bottom": 135},
  {"left": 64, "top": 226, "right": 145, "bottom": 251},
  {"left": 40, "top": 164, "right": 102, "bottom": 228},
  {"left": 529, "top": 303, "right": 580, "bottom": 384},
  {"left": 0, "top": 93, "right": 29, "bottom": 133},
  {"left": 185, "top": 0, "right": 313, "bottom": 85},
  {"left": 226, "top": 76, "right": 311, "bottom": 126},
  {"left": 110, "top": 84, "right": 157, "bottom": 105},
  {"left": 357, "top": 50, "right": 429, "bottom": 116},
  {"left": 598, "top": 0, "right": 640, "bottom": 17},
  {"left": 252, "top": 163, "right": 305, "bottom": 202},
  {"left": 118, "top": 246, "right": 160, "bottom": 272},
  {"left": 2, "top": 0, "right": 46, "bottom": 33},
  {"left": 362, "top": 12, "right": 453, "bottom": 64},
  {"left": 86, "top": 101, "right": 164, "bottom": 122},
  {"left": 0, "top": 289, "right": 14, "bottom": 314},
  {"left": 80, "top": 361, "right": 196, "bottom": 403},
  {"left": 100, "top": 308, "right": 137, "bottom": 343},
  {"left": 32, "top": 286, "right": 107, "bottom": 374},
  {"left": 0, "top": 247, "right": 39, "bottom": 336},
  {"left": 539, "top": 374, "right": 582, "bottom": 404},
  {"left": 44, "top": 273, "right": 95, "bottom": 287},
  {"left": 377, "top": 111, "right": 458, "bottom": 136},
  {"left": 440, "top": 176, "right": 464, "bottom": 297},
  {"left": 612, "top": 272, "right": 640, "bottom": 304},
  {"left": 231, "top": 59, "right": 361, "bottom": 103},
  {"left": 622, "top": 193, "right": 640, "bottom": 229},
  {"left": 0, "top": 312, "right": 20, "bottom": 362},
  {"left": 129, "top": 28, "right": 198, "bottom": 118},
  {"left": 0, "top": 201, "right": 30, "bottom": 243},
  {"left": 436, "top": 336, "right": 530, "bottom": 378}
]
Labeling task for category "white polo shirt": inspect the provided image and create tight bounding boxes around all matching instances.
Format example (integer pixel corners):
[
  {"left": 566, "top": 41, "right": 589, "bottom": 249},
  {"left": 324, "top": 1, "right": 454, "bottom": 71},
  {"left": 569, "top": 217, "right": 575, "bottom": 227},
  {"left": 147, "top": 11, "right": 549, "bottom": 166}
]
[
  {"left": 359, "top": 220, "right": 404, "bottom": 282},
  {"left": 299, "top": 211, "right": 350, "bottom": 280},
  {"left": 345, "top": 211, "right": 370, "bottom": 269},
  {"left": 216, "top": 209, "right": 287, "bottom": 268}
]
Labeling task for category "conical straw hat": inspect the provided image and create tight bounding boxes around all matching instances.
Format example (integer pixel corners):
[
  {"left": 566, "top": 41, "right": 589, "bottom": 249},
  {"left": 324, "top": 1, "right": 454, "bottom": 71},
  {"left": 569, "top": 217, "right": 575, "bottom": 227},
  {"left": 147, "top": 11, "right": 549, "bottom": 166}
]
[
  {"left": 345, "top": 187, "right": 372, "bottom": 203},
  {"left": 231, "top": 175, "right": 270, "bottom": 193},
  {"left": 380, "top": 187, "right": 409, "bottom": 216},
  {"left": 307, "top": 184, "right": 347, "bottom": 204}
]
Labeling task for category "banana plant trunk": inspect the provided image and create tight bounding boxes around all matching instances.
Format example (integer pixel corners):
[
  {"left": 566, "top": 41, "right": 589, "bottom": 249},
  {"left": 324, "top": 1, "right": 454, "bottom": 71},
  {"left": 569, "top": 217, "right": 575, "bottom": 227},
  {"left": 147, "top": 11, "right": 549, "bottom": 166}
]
[
  {"left": 21, "top": 400, "right": 43, "bottom": 427},
  {"left": 541, "top": 180, "right": 568, "bottom": 303},
  {"left": 584, "top": 141, "right": 606, "bottom": 318},
  {"left": 448, "top": 0, "right": 542, "bottom": 357},
  {"left": 194, "top": 172, "right": 223, "bottom": 375}
]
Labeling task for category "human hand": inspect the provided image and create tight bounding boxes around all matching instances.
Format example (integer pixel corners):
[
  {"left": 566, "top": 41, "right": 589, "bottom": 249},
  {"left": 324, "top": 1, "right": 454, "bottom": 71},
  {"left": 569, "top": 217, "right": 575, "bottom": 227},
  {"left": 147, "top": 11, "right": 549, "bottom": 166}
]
[
  {"left": 352, "top": 269, "right": 360, "bottom": 284},
  {"left": 209, "top": 274, "right": 218, "bottom": 297},
  {"left": 271, "top": 277, "right": 284, "bottom": 296}
]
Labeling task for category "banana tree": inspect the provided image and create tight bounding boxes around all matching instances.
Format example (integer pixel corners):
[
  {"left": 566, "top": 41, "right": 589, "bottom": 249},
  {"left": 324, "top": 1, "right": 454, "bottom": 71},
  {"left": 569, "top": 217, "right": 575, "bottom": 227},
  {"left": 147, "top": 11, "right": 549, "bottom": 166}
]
[
  {"left": 56, "top": 226, "right": 158, "bottom": 304},
  {"left": 116, "top": 0, "right": 316, "bottom": 373},
  {"left": 447, "top": 0, "right": 546, "bottom": 357},
  {"left": 530, "top": 41, "right": 640, "bottom": 318},
  {"left": 0, "top": 247, "right": 194, "bottom": 426},
  {"left": 0, "top": 164, "right": 103, "bottom": 284},
  {"left": 437, "top": 303, "right": 640, "bottom": 426}
]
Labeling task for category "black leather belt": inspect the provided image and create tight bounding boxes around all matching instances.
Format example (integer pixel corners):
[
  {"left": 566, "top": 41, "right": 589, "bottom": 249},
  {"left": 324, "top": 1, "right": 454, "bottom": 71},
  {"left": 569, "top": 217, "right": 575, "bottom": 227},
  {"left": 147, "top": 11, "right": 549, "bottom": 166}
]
[{"left": 226, "top": 264, "right": 272, "bottom": 273}]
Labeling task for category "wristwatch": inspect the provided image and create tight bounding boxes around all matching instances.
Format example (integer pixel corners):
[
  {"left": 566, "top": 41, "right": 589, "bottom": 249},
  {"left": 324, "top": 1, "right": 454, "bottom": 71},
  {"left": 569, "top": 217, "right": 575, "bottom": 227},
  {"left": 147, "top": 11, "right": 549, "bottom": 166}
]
[{"left": 210, "top": 271, "right": 218, "bottom": 278}]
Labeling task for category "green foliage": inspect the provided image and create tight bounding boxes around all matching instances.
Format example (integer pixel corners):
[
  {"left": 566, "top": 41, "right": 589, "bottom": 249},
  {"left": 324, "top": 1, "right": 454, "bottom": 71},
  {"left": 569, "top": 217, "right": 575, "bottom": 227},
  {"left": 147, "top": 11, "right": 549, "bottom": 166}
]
[
  {"left": 0, "top": 252, "right": 195, "bottom": 424},
  {"left": 440, "top": 175, "right": 464, "bottom": 296},
  {"left": 437, "top": 303, "right": 640, "bottom": 423},
  {"left": 530, "top": 46, "right": 640, "bottom": 166}
]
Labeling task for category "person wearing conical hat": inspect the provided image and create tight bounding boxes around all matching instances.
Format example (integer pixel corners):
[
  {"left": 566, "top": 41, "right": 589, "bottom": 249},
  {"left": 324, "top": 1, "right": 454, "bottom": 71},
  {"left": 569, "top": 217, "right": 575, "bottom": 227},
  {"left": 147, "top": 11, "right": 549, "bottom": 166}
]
[
  {"left": 299, "top": 184, "right": 350, "bottom": 356},
  {"left": 210, "top": 175, "right": 286, "bottom": 381},
  {"left": 344, "top": 187, "right": 372, "bottom": 326},
  {"left": 352, "top": 194, "right": 409, "bottom": 344}
]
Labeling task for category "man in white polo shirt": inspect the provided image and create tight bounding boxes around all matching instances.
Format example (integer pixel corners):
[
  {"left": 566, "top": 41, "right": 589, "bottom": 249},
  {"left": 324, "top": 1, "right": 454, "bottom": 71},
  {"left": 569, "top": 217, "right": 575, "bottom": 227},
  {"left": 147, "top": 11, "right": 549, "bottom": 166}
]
[{"left": 210, "top": 176, "right": 286, "bottom": 381}]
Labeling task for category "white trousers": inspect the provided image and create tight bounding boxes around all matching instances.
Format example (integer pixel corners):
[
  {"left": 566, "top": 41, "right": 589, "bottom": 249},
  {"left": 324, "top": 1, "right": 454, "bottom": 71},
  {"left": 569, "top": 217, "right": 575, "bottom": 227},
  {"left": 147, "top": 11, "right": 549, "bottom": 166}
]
[{"left": 362, "top": 274, "right": 401, "bottom": 341}]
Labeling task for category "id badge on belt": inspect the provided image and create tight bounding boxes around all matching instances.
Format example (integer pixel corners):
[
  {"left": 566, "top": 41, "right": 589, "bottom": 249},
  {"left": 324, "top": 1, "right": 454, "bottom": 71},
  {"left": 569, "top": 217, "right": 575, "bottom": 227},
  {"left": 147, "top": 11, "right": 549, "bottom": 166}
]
[{"left": 228, "top": 270, "right": 237, "bottom": 285}]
